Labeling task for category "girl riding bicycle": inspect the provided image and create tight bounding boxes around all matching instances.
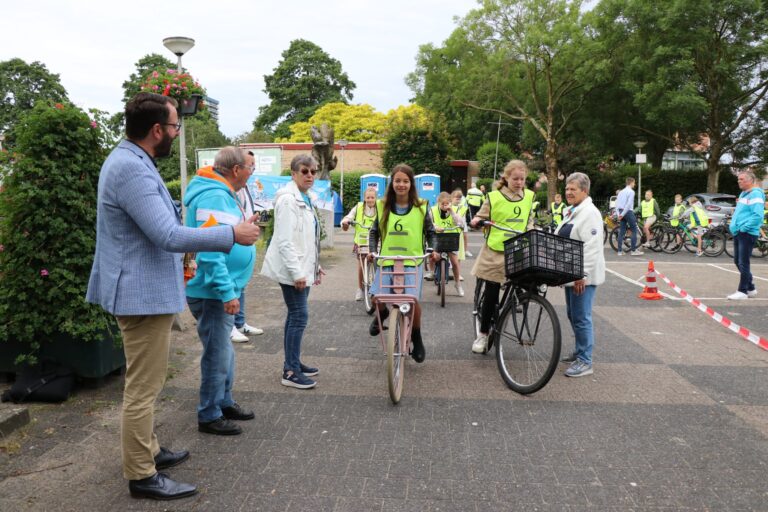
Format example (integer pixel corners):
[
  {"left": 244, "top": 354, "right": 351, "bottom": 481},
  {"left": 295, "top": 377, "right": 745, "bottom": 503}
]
[
  {"left": 427, "top": 191, "right": 465, "bottom": 296},
  {"left": 469, "top": 159, "right": 536, "bottom": 354},
  {"left": 341, "top": 188, "right": 378, "bottom": 301},
  {"left": 368, "top": 164, "right": 437, "bottom": 363}
]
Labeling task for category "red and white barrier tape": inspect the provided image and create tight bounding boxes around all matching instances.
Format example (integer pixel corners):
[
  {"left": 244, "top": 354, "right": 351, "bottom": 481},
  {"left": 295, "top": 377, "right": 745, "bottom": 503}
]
[{"left": 655, "top": 270, "right": 768, "bottom": 351}]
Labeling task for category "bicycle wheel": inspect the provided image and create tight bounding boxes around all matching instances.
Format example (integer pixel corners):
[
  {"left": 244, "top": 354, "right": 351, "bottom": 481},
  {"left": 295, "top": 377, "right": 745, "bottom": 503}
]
[
  {"left": 439, "top": 259, "right": 447, "bottom": 308},
  {"left": 724, "top": 232, "right": 734, "bottom": 257},
  {"left": 661, "top": 229, "right": 683, "bottom": 254},
  {"left": 494, "top": 293, "right": 561, "bottom": 395},
  {"left": 386, "top": 309, "right": 406, "bottom": 404},
  {"left": 703, "top": 231, "right": 725, "bottom": 257},
  {"left": 472, "top": 278, "right": 485, "bottom": 338},
  {"left": 752, "top": 240, "right": 768, "bottom": 258},
  {"left": 364, "top": 259, "right": 376, "bottom": 315},
  {"left": 648, "top": 225, "right": 665, "bottom": 252},
  {"left": 683, "top": 231, "right": 697, "bottom": 253}
]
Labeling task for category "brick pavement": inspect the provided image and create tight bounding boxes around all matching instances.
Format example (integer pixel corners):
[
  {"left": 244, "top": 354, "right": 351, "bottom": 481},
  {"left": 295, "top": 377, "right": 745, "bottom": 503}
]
[{"left": 0, "top": 229, "right": 767, "bottom": 511}]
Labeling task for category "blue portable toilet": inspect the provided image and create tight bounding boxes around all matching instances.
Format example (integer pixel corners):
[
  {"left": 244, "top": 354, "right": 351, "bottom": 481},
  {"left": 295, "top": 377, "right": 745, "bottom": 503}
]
[
  {"left": 359, "top": 173, "right": 387, "bottom": 201},
  {"left": 415, "top": 173, "right": 441, "bottom": 208},
  {"left": 332, "top": 191, "right": 344, "bottom": 227}
]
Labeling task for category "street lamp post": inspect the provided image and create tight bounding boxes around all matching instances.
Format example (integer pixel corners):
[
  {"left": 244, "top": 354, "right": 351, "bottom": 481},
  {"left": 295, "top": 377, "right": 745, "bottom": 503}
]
[
  {"left": 162, "top": 36, "right": 195, "bottom": 219},
  {"left": 338, "top": 139, "right": 348, "bottom": 204},
  {"left": 633, "top": 140, "right": 647, "bottom": 208}
]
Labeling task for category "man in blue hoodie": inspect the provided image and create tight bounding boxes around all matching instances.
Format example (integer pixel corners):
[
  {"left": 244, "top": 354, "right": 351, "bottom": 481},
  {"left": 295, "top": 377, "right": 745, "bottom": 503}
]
[
  {"left": 728, "top": 170, "right": 766, "bottom": 300},
  {"left": 185, "top": 147, "right": 258, "bottom": 435}
]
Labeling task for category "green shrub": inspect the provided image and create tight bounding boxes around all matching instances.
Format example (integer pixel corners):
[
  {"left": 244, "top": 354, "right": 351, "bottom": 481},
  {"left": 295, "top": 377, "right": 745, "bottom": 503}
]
[
  {"left": 165, "top": 179, "right": 181, "bottom": 201},
  {"left": 0, "top": 102, "right": 119, "bottom": 364},
  {"left": 382, "top": 127, "right": 450, "bottom": 182},
  {"left": 328, "top": 170, "right": 371, "bottom": 216},
  {"left": 476, "top": 141, "right": 516, "bottom": 180}
]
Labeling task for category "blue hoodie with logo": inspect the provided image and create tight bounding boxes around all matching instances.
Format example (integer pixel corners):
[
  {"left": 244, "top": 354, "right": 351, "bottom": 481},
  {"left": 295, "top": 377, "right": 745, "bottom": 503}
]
[{"left": 184, "top": 167, "right": 255, "bottom": 303}]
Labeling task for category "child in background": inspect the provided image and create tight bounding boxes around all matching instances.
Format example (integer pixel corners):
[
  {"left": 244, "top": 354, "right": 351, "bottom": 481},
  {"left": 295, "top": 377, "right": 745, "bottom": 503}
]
[
  {"left": 430, "top": 191, "right": 465, "bottom": 296},
  {"left": 451, "top": 190, "right": 471, "bottom": 261},
  {"left": 341, "top": 187, "right": 378, "bottom": 301}
]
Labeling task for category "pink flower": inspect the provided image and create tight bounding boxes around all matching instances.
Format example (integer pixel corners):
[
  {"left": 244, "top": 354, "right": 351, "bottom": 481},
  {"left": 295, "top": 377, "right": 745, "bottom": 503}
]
[
  {"left": 152, "top": 85, "right": 159, "bottom": 91},
  {"left": 90, "top": 121, "right": 98, "bottom": 128},
  {"left": 152, "top": 70, "right": 159, "bottom": 78},
  {"left": 40, "top": 269, "right": 49, "bottom": 277}
]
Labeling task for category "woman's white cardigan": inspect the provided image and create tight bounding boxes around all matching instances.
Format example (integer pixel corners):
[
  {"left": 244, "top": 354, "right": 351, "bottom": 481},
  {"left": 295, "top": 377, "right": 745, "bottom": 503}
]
[{"left": 555, "top": 196, "right": 605, "bottom": 287}]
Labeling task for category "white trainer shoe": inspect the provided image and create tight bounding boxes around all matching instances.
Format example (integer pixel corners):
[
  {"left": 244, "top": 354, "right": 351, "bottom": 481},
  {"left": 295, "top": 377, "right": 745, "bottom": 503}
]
[
  {"left": 465, "top": 251, "right": 473, "bottom": 258},
  {"left": 231, "top": 326, "right": 249, "bottom": 343},
  {"left": 727, "top": 291, "right": 748, "bottom": 300},
  {"left": 424, "top": 271, "right": 434, "bottom": 281},
  {"left": 239, "top": 323, "right": 264, "bottom": 336},
  {"left": 472, "top": 334, "right": 488, "bottom": 354},
  {"left": 355, "top": 288, "right": 364, "bottom": 301},
  {"left": 747, "top": 289, "right": 758, "bottom": 298},
  {"left": 455, "top": 283, "right": 465, "bottom": 297}
]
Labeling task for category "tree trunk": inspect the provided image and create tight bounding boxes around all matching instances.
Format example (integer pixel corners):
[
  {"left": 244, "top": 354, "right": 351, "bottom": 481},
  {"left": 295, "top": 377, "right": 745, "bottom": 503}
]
[
  {"left": 706, "top": 158, "right": 720, "bottom": 193},
  {"left": 544, "top": 139, "right": 559, "bottom": 204}
]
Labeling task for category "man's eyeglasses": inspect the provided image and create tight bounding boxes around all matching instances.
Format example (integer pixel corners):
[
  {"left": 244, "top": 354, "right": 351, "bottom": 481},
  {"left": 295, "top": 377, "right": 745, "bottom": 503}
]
[
  {"left": 300, "top": 168, "right": 318, "bottom": 176},
  {"left": 238, "top": 163, "right": 256, "bottom": 172},
  {"left": 163, "top": 122, "right": 182, "bottom": 131}
]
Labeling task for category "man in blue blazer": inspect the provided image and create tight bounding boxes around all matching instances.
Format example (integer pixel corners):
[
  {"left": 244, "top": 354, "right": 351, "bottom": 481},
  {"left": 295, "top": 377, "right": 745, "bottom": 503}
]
[{"left": 86, "top": 93, "right": 260, "bottom": 500}]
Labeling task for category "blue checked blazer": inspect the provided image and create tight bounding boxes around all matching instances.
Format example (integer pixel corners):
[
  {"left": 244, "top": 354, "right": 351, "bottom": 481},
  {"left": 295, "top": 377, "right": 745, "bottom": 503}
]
[{"left": 86, "top": 140, "right": 234, "bottom": 315}]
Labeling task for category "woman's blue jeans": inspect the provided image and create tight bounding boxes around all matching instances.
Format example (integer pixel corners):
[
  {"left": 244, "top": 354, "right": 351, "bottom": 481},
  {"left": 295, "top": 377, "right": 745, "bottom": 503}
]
[
  {"left": 187, "top": 297, "right": 235, "bottom": 423},
  {"left": 733, "top": 232, "right": 757, "bottom": 294},
  {"left": 280, "top": 284, "right": 310, "bottom": 373},
  {"left": 564, "top": 285, "right": 597, "bottom": 365}
]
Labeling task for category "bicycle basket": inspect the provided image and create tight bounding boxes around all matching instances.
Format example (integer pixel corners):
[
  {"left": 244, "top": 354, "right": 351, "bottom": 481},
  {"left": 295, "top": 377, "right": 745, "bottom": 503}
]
[
  {"left": 503, "top": 229, "right": 584, "bottom": 287},
  {"left": 433, "top": 232, "right": 460, "bottom": 253}
]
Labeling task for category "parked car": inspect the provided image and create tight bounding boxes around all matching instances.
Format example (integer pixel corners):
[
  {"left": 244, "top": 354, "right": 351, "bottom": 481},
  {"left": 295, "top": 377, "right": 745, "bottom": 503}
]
[{"left": 666, "top": 193, "right": 737, "bottom": 226}]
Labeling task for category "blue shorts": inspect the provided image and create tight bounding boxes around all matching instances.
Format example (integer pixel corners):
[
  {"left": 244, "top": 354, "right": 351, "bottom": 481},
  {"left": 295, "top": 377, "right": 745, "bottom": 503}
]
[{"left": 370, "top": 264, "right": 423, "bottom": 299}]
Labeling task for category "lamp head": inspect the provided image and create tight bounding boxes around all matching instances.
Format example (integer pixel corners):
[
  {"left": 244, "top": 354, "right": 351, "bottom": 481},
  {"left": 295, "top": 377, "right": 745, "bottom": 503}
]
[
  {"left": 163, "top": 37, "right": 195, "bottom": 57},
  {"left": 338, "top": 139, "right": 348, "bottom": 148},
  {"left": 633, "top": 140, "right": 647, "bottom": 150}
]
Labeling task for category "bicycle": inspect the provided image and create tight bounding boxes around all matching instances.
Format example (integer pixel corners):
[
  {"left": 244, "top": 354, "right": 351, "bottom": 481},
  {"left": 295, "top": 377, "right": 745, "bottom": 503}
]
[
  {"left": 371, "top": 252, "right": 432, "bottom": 404},
  {"left": 608, "top": 221, "right": 665, "bottom": 253},
  {"left": 472, "top": 222, "right": 583, "bottom": 394},
  {"left": 349, "top": 220, "right": 376, "bottom": 314},
  {"left": 433, "top": 226, "right": 463, "bottom": 307},
  {"left": 659, "top": 221, "right": 725, "bottom": 256},
  {"left": 602, "top": 209, "right": 618, "bottom": 244}
]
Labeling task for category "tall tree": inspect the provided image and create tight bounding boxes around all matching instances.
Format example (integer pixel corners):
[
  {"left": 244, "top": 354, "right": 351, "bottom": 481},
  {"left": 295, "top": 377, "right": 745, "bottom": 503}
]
[
  {"left": 157, "top": 110, "right": 231, "bottom": 182},
  {"left": 0, "top": 58, "right": 68, "bottom": 146},
  {"left": 121, "top": 53, "right": 175, "bottom": 105},
  {"left": 254, "top": 39, "right": 356, "bottom": 139},
  {"left": 598, "top": 0, "right": 768, "bottom": 191}
]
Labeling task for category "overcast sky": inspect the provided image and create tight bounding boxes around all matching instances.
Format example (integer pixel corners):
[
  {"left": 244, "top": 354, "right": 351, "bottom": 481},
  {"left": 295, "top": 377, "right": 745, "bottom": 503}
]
[{"left": 1, "top": 0, "right": 482, "bottom": 137}]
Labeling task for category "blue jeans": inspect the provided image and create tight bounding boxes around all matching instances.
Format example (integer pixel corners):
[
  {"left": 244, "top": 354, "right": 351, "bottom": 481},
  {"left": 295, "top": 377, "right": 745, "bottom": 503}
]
[
  {"left": 280, "top": 284, "right": 310, "bottom": 373},
  {"left": 564, "top": 285, "right": 597, "bottom": 365},
  {"left": 618, "top": 210, "right": 638, "bottom": 252},
  {"left": 733, "top": 232, "right": 757, "bottom": 294},
  {"left": 234, "top": 288, "right": 246, "bottom": 329},
  {"left": 187, "top": 297, "right": 235, "bottom": 423}
]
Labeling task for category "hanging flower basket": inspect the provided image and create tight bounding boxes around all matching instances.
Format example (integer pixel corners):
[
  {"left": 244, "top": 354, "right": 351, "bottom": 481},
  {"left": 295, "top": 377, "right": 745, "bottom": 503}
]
[{"left": 140, "top": 68, "right": 206, "bottom": 114}]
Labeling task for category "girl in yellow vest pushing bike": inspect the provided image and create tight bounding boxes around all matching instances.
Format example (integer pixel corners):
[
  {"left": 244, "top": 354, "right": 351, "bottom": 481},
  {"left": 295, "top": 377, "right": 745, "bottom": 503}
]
[{"left": 341, "top": 188, "right": 378, "bottom": 302}]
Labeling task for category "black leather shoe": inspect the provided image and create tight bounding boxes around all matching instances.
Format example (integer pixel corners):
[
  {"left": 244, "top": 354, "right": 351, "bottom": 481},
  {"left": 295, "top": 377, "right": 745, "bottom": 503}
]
[
  {"left": 198, "top": 417, "right": 242, "bottom": 436},
  {"left": 221, "top": 402, "right": 255, "bottom": 421},
  {"left": 410, "top": 337, "right": 426, "bottom": 363},
  {"left": 154, "top": 447, "right": 189, "bottom": 470},
  {"left": 129, "top": 472, "right": 197, "bottom": 500},
  {"left": 369, "top": 318, "right": 381, "bottom": 336}
]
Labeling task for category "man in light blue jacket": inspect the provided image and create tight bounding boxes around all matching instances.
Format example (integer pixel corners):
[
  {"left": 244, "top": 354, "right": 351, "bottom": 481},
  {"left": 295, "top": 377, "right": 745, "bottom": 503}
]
[
  {"left": 728, "top": 170, "right": 766, "bottom": 300},
  {"left": 86, "top": 93, "right": 260, "bottom": 501},
  {"left": 185, "top": 147, "right": 258, "bottom": 436}
]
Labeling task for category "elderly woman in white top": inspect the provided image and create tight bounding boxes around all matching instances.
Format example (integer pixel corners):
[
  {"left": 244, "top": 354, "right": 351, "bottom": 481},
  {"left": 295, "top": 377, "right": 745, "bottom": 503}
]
[{"left": 554, "top": 172, "right": 605, "bottom": 377}]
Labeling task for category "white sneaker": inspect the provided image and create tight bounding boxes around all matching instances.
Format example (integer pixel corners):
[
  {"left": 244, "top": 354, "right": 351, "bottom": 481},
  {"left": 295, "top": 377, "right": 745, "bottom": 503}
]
[
  {"left": 455, "top": 283, "right": 465, "bottom": 297},
  {"left": 424, "top": 271, "right": 434, "bottom": 281},
  {"left": 727, "top": 291, "right": 748, "bottom": 300},
  {"left": 459, "top": 276, "right": 464, "bottom": 281},
  {"left": 748, "top": 289, "right": 758, "bottom": 298},
  {"left": 472, "top": 334, "right": 488, "bottom": 354},
  {"left": 231, "top": 326, "right": 249, "bottom": 343},
  {"left": 239, "top": 323, "right": 264, "bottom": 336},
  {"left": 465, "top": 251, "right": 473, "bottom": 258},
  {"left": 630, "top": 250, "right": 644, "bottom": 256},
  {"left": 355, "top": 288, "right": 364, "bottom": 301}
]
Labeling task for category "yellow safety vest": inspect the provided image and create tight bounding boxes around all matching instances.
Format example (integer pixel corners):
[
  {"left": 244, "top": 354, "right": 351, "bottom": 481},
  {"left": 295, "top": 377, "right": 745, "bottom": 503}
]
[
  {"left": 353, "top": 202, "right": 376, "bottom": 246},
  {"left": 486, "top": 189, "right": 534, "bottom": 251},
  {"left": 670, "top": 204, "right": 685, "bottom": 227},
  {"left": 376, "top": 200, "right": 426, "bottom": 266},
  {"left": 550, "top": 202, "right": 565, "bottom": 224},
  {"left": 466, "top": 189, "right": 484, "bottom": 207},
  {"left": 690, "top": 205, "right": 709, "bottom": 227},
  {"left": 432, "top": 205, "right": 457, "bottom": 230},
  {"left": 453, "top": 203, "right": 468, "bottom": 219},
  {"left": 641, "top": 199, "right": 657, "bottom": 219}
]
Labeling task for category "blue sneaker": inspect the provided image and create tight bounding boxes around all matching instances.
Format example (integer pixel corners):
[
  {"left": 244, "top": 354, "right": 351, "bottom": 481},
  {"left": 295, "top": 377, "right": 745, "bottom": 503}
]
[
  {"left": 565, "top": 360, "right": 593, "bottom": 378},
  {"left": 281, "top": 370, "right": 316, "bottom": 389},
  {"left": 300, "top": 363, "right": 319, "bottom": 377}
]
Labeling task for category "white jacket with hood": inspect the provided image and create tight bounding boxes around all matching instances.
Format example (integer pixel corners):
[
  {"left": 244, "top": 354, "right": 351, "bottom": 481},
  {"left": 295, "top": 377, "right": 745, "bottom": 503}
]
[{"left": 261, "top": 180, "right": 321, "bottom": 286}]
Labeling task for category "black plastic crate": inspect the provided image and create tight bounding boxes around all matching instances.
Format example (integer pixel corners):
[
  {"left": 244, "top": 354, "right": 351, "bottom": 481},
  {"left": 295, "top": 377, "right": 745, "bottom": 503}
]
[
  {"left": 433, "top": 232, "right": 460, "bottom": 253},
  {"left": 503, "top": 229, "right": 584, "bottom": 287}
]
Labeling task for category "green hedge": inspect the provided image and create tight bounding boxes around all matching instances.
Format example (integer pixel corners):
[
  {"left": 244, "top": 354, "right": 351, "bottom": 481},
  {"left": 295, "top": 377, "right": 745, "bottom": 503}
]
[
  {"left": 329, "top": 170, "right": 375, "bottom": 216},
  {"left": 166, "top": 179, "right": 181, "bottom": 202}
]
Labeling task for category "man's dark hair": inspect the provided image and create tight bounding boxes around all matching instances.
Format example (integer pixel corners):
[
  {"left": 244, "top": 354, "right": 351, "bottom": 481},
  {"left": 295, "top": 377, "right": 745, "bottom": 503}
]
[{"left": 125, "top": 93, "right": 179, "bottom": 140}]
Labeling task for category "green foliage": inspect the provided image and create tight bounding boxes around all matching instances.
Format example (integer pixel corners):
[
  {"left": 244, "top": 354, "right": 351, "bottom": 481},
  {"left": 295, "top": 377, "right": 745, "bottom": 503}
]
[
  {"left": 0, "top": 102, "right": 119, "bottom": 364},
  {"left": 0, "top": 58, "right": 69, "bottom": 148},
  {"left": 327, "top": 170, "right": 370, "bottom": 216},
  {"left": 121, "top": 54, "right": 175, "bottom": 105},
  {"left": 232, "top": 128, "right": 274, "bottom": 145},
  {"left": 165, "top": 179, "right": 181, "bottom": 201},
  {"left": 156, "top": 110, "right": 231, "bottom": 182},
  {"left": 140, "top": 68, "right": 206, "bottom": 103},
  {"left": 476, "top": 141, "right": 516, "bottom": 179},
  {"left": 476, "top": 178, "right": 495, "bottom": 191},
  {"left": 254, "top": 39, "right": 356, "bottom": 139},
  {"left": 382, "top": 127, "right": 450, "bottom": 183}
]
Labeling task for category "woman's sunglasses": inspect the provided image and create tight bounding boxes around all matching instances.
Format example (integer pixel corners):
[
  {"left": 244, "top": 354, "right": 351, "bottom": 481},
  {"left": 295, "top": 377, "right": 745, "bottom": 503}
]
[{"left": 300, "top": 168, "right": 318, "bottom": 176}]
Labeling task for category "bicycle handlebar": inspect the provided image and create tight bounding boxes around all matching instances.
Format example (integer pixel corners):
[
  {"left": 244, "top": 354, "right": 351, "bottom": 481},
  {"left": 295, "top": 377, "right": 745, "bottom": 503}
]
[
  {"left": 348, "top": 220, "right": 372, "bottom": 230},
  {"left": 372, "top": 252, "right": 433, "bottom": 264},
  {"left": 477, "top": 220, "right": 522, "bottom": 234}
]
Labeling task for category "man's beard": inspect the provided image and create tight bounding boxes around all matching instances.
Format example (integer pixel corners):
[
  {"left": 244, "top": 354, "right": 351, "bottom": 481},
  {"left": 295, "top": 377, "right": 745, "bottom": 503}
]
[{"left": 154, "top": 130, "right": 175, "bottom": 158}]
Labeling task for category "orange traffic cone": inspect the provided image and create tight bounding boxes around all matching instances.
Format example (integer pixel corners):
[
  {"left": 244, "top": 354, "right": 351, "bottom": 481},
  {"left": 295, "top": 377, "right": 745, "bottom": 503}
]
[{"left": 639, "top": 260, "right": 663, "bottom": 300}]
